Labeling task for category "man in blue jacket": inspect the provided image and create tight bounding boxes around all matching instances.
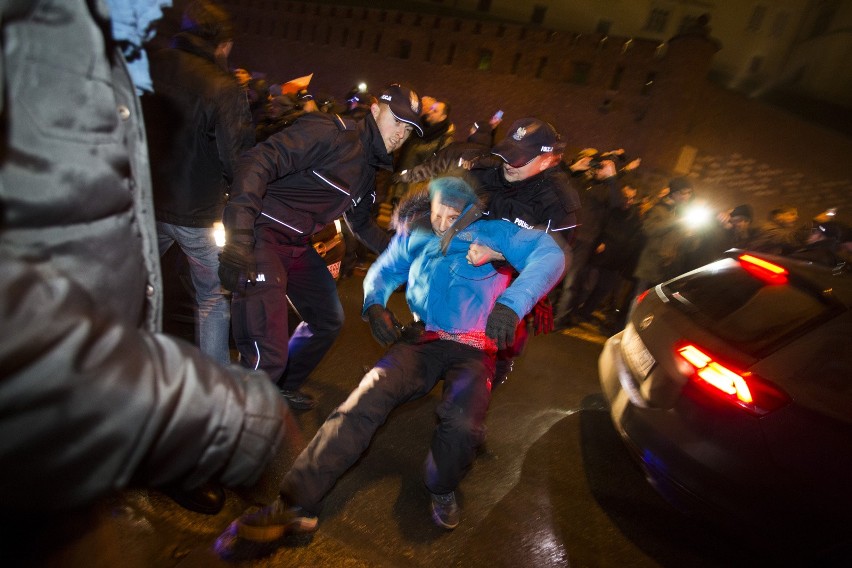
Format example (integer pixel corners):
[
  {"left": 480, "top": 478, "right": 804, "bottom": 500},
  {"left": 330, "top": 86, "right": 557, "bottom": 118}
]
[{"left": 219, "top": 175, "right": 564, "bottom": 552}]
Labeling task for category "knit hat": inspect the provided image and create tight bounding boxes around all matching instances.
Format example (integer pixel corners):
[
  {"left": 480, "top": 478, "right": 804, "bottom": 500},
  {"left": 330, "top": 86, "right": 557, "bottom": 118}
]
[
  {"left": 492, "top": 118, "right": 563, "bottom": 168},
  {"left": 668, "top": 177, "right": 694, "bottom": 193},
  {"left": 428, "top": 176, "right": 478, "bottom": 212},
  {"left": 181, "top": 0, "right": 234, "bottom": 44},
  {"left": 729, "top": 204, "right": 753, "bottom": 221},
  {"left": 378, "top": 84, "right": 423, "bottom": 136}
]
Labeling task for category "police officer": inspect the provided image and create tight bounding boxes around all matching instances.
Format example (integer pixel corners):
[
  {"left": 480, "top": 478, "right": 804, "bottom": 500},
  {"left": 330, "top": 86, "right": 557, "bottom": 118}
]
[{"left": 219, "top": 83, "right": 424, "bottom": 409}]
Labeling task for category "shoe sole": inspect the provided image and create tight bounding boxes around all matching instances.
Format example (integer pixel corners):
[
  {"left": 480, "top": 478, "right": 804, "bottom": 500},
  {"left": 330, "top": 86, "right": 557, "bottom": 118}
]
[
  {"left": 237, "top": 516, "right": 319, "bottom": 542},
  {"left": 430, "top": 503, "right": 459, "bottom": 530}
]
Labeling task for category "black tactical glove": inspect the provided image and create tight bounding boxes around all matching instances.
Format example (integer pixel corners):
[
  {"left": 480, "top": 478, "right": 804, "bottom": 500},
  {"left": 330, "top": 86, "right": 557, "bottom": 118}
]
[
  {"left": 218, "top": 242, "right": 257, "bottom": 292},
  {"left": 485, "top": 302, "right": 520, "bottom": 351},
  {"left": 366, "top": 304, "right": 402, "bottom": 347},
  {"left": 532, "top": 296, "right": 554, "bottom": 335}
]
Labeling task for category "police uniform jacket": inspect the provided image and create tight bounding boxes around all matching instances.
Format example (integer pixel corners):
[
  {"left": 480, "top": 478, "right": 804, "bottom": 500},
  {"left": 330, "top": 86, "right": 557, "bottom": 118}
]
[{"left": 223, "top": 111, "right": 392, "bottom": 252}]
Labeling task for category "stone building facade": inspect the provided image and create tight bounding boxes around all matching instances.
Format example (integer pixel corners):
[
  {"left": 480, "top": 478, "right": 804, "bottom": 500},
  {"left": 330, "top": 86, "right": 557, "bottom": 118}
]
[{"left": 154, "top": 0, "right": 852, "bottom": 222}]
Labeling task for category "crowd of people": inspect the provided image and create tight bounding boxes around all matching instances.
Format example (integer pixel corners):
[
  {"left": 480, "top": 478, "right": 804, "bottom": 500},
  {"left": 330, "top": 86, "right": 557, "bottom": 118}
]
[{"left": 1, "top": 0, "right": 850, "bottom": 564}]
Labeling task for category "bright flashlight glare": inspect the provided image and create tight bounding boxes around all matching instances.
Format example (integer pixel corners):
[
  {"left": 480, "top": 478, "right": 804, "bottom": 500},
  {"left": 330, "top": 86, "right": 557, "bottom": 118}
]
[
  {"left": 682, "top": 204, "right": 712, "bottom": 228},
  {"left": 213, "top": 221, "right": 226, "bottom": 247},
  {"left": 357, "top": 82, "right": 367, "bottom": 92}
]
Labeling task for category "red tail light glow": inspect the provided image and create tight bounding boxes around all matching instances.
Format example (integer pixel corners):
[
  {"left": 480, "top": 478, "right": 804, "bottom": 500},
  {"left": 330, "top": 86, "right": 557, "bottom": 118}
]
[
  {"left": 738, "top": 254, "right": 788, "bottom": 285},
  {"left": 677, "top": 344, "right": 791, "bottom": 416}
]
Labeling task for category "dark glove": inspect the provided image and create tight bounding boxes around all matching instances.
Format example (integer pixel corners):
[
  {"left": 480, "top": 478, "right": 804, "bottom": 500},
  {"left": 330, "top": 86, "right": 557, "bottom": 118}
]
[
  {"left": 485, "top": 302, "right": 520, "bottom": 351},
  {"left": 218, "top": 242, "right": 257, "bottom": 292},
  {"left": 532, "top": 297, "right": 554, "bottom": 335},
  {"left": 366, "top": 304, "right": 402, "bottom": 347}
]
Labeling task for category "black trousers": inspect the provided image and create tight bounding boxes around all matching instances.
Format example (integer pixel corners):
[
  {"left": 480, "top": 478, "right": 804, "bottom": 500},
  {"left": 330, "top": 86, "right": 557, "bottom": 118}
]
[
  {"left": 281, "top": 339, "right": 495, "bottom": 513},
  {"left": 230, "top": 241, "right": 344, "bottom": 389}
]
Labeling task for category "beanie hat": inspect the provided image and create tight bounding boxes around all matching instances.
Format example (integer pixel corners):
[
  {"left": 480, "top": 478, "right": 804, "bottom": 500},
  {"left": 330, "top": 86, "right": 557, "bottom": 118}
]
[
  {"left": 729, "top": 204, "right": 753, "bottom": 221},
  {"left": 428, "top": 176, "right": 478, "bottom": 212},
  {"left": 668, "top": 177, "right": 694, "bottom": 193},
  {"left": 181, "top": 0, "right": 234, "bottom": 44}
]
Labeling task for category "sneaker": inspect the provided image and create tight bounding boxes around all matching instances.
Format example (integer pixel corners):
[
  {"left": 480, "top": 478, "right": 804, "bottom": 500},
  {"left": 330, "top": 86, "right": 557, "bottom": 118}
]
[
  {"left": 236, "top": 496, "right": 319, "bottom": 542},
  {"left": 280, "top": 389, "right": 317, "bottom": 410},
  {"left": 430, "top": 491, "right": 460, "bottom": 529}
]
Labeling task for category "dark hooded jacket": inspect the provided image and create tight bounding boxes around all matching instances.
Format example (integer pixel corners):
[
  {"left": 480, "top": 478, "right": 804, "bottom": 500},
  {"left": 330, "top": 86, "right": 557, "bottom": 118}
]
[{"left": 144, "top": 30, "right": 254, "bottom": 227}]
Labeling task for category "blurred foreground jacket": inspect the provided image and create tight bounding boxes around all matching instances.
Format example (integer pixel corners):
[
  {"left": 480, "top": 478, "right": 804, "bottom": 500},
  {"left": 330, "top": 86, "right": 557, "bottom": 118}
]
[{"left": 0, "top": 0, "right": 287, "bottom": 512}]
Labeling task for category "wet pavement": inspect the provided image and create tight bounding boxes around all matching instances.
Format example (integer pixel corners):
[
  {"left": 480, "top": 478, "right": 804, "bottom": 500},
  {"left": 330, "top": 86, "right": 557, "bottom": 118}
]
[{"left": 18, "top": 275, "right": 773, "bottom": 567}]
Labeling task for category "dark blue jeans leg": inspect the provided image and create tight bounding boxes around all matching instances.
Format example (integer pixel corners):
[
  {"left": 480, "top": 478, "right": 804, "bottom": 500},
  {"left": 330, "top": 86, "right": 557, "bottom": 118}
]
[{"left": 278, "top": 245, "right": 345, "bottom": 391}]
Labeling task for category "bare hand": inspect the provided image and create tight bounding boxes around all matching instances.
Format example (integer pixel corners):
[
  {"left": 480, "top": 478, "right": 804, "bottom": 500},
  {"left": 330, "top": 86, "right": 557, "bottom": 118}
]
[{"left": 467, "top": 243, "right": 504, "bottom": 266}]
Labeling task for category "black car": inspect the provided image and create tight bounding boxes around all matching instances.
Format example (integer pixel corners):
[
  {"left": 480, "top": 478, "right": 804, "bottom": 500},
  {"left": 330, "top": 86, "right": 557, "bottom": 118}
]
[{"left": 598, "top": 250, "right": 852, "bottom": 560}]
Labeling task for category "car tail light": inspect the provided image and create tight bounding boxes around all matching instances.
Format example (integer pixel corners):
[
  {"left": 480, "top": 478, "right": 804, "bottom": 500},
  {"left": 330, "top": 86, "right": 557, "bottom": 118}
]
[
  {"left": 738, "top": 254, "right": 788, "bottom": 285},
  {"left": 635, "top": 289, "right": 650, "bottom": 305},
  {"left": 676, "top": 344, "right": 791, "bottom": 416}
]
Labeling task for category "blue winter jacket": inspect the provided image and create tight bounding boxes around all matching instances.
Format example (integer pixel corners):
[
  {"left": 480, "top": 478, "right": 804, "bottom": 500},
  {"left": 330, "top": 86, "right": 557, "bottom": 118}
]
[{"left": 363, "top": 211, "right": 565, "bottom": 334}]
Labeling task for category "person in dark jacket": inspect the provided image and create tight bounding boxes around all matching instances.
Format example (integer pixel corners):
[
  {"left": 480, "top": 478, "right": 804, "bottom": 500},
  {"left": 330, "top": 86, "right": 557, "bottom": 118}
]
[
  {"left": 0, "top": 0, "right": 288, "bottom": 559},
  {"left": 215, "top": 176, "right": 564, "bottom": 554},
  {"left": 218, "top": 83, "right": 424, "bottom": 410},
  {"left": 574, "top": 181, "right": 644, "bottom": 329},
  {"left": 144, "top": 0, "right": 254, "bottom": 368}
]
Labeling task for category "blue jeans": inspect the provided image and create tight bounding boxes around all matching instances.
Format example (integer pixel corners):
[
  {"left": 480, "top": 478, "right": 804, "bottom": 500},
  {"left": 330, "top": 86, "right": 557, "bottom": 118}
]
[{"left": 157, "top": 222, "right": 231, "bottom": 366}]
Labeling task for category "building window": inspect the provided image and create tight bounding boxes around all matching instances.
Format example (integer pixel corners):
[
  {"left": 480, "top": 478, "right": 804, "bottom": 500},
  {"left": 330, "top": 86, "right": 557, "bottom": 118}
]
[
  {"left": 341, "top": 28, "right": 349, "bottom": 47},
  {"left": 434, "top": 17, "right": 442, "bottom": 29},
  {"left": 535, "top": 56, "right": 548, "bottom": 78},
  {"left": 477, "top": 0, "right": 491, "bottom": 12},
  {"left": 596, "top": 20, "right": 611, "bottom": 35},
  {"left": 610, "top": 66, "right": 624, "bottom": 90},
  {"left": 474, "top": 22, "right": 482, "bottom": 35},
  {"left": 373, "top": 31, "right": 382, "bottom": 53},
  {"left": 414, "top": 15, "right": 422, "bottom": 26},
  {"left": 511, "top": 52, "right": 522, "bottom": 74},
  {"left": 531, "top": 5, "right": 547, "bottom": 26},
  {"left": 643, "top": 8, "right": 669, "bottom": 33},
  {"left": 770, "top": 12, "right": 789, "bottom": 37},
  {"left": 747, "top": 5, "right": 766, "bottom": 32},
  {"left": 357, "top": 30, "right": 364, "bottom": 49},
  {"left": 396, "top": 13, "right": 404, "bottom": 24},
  {"left": 748, "top": 56, "right": 763, "bottom": 75},
  {"left": 398, "top": 40, "right": 412, "bottom": 60},
  {"left": 497, "top": 24, "right": 506, "bottom": 37},
  {"left": 477, "top": 49, "right": 493, "bottom": 71},
  {"left": 446, "top": 43, "right": 456, "bottom": 65},
  {"left": 570, "top": 61, "right": 591, "bottom": 85},
  {"left": 379, "top": 11, "right": 387, "bottom": 23},
  {"left": 426, "top": 40, "right": 435, "bottom": 62},
  {"left": 809, "top": 3, "right": 837, "bottom": 38},
  {"left": 454, "top": 19, "right": 463, "bottom": 32}
]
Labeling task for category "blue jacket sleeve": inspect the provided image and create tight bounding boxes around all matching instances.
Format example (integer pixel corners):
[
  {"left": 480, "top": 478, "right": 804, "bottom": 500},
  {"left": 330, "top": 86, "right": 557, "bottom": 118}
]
[
  {"left": 477, "top": 222, "right": 566, "bottom": 318},
  {"left": 362, "top": 232, "right": 415, "bottom": 315}
]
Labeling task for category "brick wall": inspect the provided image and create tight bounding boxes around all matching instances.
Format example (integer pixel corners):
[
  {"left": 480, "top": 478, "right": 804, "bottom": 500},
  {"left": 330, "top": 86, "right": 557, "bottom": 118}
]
[{"left": 155, "top": 0, "right": 851, "bottom": 223}]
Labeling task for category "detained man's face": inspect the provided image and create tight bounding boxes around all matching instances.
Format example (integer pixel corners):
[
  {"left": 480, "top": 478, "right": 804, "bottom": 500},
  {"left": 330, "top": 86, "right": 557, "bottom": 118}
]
[
  {"left": 371, "top": 103, "right": 414, "bottom": 153},
  {"left": 430, "top": 198, "right": 461, "bottom": 237}
]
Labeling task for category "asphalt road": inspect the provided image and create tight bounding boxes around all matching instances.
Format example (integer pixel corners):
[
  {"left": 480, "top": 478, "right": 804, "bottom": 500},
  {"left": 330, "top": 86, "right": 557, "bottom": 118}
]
[{"left": 21, "top": 275, "right": 780, "bottom": 567}]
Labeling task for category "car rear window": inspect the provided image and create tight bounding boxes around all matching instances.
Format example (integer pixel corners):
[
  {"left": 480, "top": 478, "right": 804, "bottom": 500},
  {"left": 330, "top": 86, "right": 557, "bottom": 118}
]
[{"left": 661, "top": 259, "right": 833, "bottom": 356}]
